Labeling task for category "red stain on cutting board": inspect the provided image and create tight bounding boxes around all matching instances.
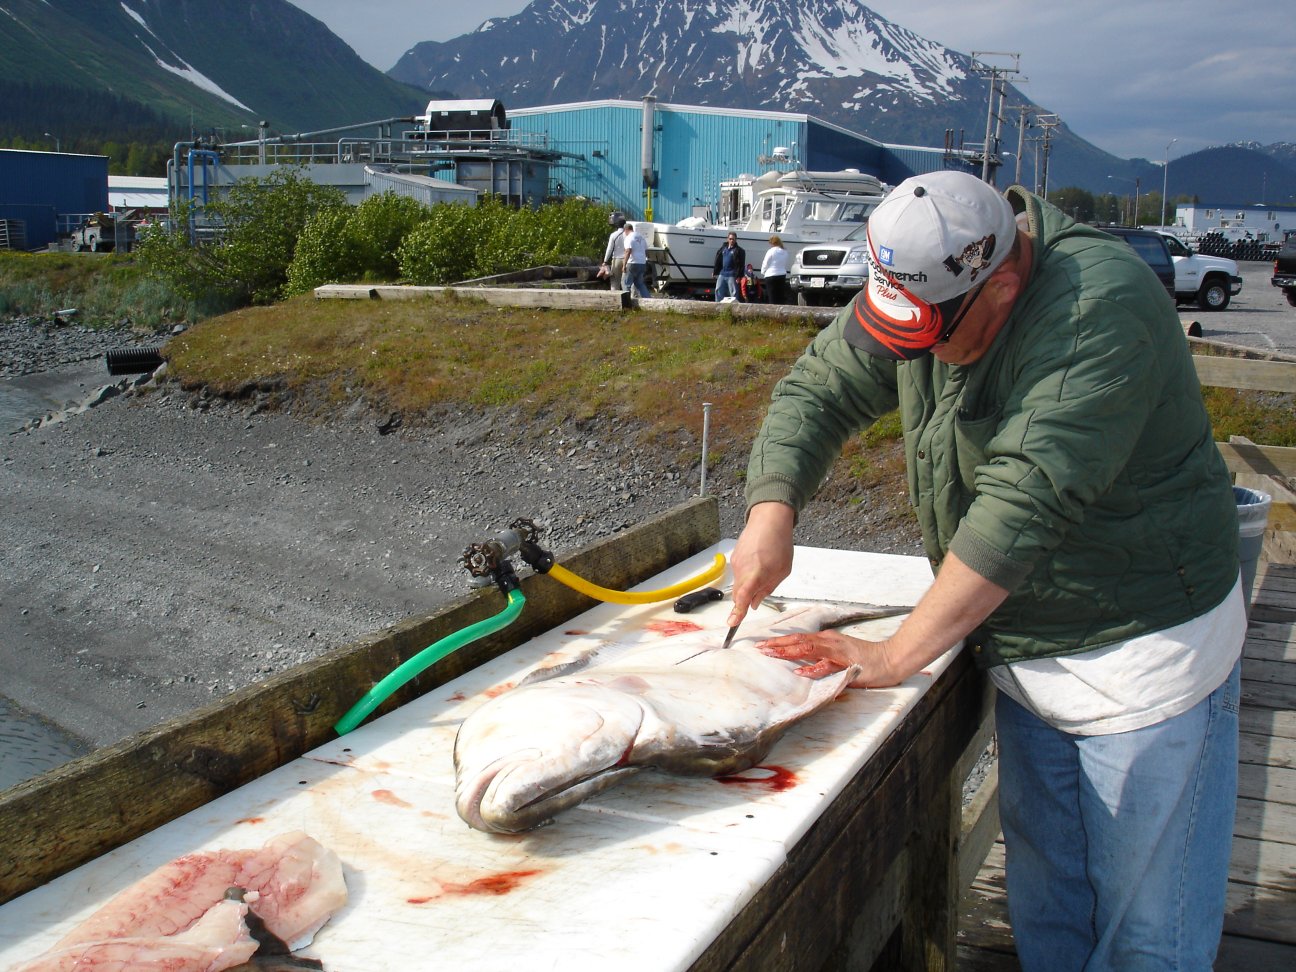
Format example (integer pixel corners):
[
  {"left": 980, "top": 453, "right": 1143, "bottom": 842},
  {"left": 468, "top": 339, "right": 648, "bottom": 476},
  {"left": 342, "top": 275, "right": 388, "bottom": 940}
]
[
  {"left": 372, "top": 789, "right": 413, "bottom": 808},
  {"left": 407, "top": 869, "right": 543, "bottom": 903},
  {"left": 715, "top": 765, "right": 798, "bottom": 792}
]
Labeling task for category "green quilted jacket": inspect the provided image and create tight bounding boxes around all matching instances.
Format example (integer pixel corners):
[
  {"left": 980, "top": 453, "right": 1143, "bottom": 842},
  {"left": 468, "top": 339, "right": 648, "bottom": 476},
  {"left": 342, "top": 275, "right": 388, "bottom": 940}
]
[{"left": 745, "top": 187, "right": 1239, "bottom": 667}]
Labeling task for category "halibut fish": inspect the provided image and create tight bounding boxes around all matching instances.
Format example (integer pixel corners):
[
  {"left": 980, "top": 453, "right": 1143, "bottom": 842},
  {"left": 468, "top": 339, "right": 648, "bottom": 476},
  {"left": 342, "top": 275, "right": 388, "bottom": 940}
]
[{"left": 454, "top": 602, "right": 907, "bottom": 834}]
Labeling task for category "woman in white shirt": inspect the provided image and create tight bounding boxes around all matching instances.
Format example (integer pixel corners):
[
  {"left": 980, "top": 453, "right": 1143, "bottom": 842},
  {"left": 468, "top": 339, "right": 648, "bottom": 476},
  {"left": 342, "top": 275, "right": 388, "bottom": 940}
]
[{"left": 760, "top": 235, "right": 790, "bottom": 304}]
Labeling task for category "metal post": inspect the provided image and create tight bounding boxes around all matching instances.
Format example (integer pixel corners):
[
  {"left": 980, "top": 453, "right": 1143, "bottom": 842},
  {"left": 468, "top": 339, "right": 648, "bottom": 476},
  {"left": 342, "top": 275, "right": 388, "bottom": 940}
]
[{"left": 700, "top": 402, "right": 712, "bottom": 496}]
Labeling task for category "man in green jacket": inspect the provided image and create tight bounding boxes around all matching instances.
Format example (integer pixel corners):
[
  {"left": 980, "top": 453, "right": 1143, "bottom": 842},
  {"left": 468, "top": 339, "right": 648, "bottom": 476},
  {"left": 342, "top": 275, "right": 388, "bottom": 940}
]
[{"left": 729, "top": 171, "right": 1244, "bottom": 971}]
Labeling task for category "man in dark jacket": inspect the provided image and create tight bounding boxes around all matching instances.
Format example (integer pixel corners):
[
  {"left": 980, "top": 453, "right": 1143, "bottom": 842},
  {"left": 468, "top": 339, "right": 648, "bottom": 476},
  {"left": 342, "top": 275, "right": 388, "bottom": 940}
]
[
  {"left": 728, "top": 171, "right": 1243, "bottom": 971},
  {"left": 713, "top": 233, "right": 745, "bottom": 301}
]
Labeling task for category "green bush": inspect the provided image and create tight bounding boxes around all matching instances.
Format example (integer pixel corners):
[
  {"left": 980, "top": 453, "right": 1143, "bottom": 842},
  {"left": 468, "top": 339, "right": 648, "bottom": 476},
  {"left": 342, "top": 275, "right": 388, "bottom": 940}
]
[
  {"left": 284, "top": 207, "right": 360, "bottom": 296},
  {"left": 348, "top": 192, "right": 433, "bottom": 280},
  {"left": 397, "top": 202, "right": 485, "bottom": 285},
  {"left": 137, "top": 168, "right": 346, "bottom": 306},
  {"left": 397, "top": 197, "right": 613, "bottom": 284}
]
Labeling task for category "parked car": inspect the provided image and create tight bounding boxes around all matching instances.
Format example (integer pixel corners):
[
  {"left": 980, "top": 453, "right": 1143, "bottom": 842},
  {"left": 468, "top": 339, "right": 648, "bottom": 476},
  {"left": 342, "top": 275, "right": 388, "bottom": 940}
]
[
  {"left": 1272, "top": 238, "right": 1296, "bottom": 307},
  {"left": 1155, "top": 231, "right": 1243, "bottom": 310},
  {"left": 1095, "top": 226, "right": 1176, "bottom": 301}
]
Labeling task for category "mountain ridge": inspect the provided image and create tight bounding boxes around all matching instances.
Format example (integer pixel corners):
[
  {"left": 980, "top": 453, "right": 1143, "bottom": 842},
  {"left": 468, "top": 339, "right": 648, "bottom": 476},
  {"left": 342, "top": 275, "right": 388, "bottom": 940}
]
[{"left": 389, "top": 0, "right": 1296, "bottom": 200}]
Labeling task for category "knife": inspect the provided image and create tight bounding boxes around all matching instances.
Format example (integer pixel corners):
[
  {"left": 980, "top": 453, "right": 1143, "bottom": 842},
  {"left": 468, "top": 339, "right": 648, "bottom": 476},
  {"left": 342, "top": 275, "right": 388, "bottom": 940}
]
[{"left": 719, "top": 622, "right": 740, "bottom": 650}]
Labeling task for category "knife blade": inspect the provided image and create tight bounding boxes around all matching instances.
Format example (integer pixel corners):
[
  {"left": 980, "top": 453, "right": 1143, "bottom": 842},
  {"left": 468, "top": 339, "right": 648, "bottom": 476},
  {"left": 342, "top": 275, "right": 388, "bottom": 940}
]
[{"left": 719, "top": 623, "right": 739, "bottom": 650}]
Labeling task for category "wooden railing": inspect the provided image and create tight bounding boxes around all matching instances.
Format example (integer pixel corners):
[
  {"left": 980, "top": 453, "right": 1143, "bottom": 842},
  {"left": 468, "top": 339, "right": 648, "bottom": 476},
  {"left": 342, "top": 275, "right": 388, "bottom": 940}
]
[{"left": 1193, "top": 347, "right": 1296, "bottom": 563}]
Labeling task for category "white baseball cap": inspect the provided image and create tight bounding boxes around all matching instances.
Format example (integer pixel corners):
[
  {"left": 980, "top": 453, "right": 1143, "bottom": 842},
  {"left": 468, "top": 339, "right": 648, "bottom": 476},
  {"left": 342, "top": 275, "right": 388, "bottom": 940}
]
[{"left": 847, "top": 171, "right": 1017, "bottom": 359}]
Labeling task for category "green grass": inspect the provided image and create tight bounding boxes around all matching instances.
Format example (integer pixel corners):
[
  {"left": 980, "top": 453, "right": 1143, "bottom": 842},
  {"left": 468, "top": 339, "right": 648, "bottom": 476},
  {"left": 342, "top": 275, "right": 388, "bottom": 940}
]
[{"left": 0, "top": 251, "right": 202, "bottom": 328}]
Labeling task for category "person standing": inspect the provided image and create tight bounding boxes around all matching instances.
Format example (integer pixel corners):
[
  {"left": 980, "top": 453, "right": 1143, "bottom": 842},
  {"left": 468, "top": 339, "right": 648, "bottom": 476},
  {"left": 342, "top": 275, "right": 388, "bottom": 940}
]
[
  {"left": 622, "top": 222, "right": 652, "bottom": 298},
  {"left": 602, "top": 212, "right": 627, "bottom": 290},
  {"left": 728, "top": 170, "right": 1243, "bottom": 971},
  {"left": 760, "top": 235, "right": 790, "bottom": 304},
  {"left": 713, "top": 233, "right": 745, "bottom": 301}
]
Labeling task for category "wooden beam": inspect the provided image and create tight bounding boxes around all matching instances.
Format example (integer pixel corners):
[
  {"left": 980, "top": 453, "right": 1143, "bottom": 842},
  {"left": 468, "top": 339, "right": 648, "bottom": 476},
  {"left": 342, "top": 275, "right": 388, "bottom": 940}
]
[
  {"left": 314, "top": 283, "right": 632, "bottom": 311},
  {"left": 0, "top": 497, "right": 720, "bottom": 905},
  {"left": 1216, "top": 442, "right": 1296, "bottom": 480},
  {"left": 1194, "top": 355, "right": 1296, "bottom": 394}
]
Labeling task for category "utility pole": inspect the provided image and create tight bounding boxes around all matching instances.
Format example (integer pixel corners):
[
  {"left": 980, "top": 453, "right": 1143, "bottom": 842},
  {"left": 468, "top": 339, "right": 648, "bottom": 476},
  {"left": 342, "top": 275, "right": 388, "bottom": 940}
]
[
  {"left": 970, "top": 52, "right": 1023, "bottom": 184},
  {"left": 1034, "top": 114, "right": 1061, "bottom": 199},
  {"left": 1014, "top": 106, "right": 1032, "bottom": 186}
]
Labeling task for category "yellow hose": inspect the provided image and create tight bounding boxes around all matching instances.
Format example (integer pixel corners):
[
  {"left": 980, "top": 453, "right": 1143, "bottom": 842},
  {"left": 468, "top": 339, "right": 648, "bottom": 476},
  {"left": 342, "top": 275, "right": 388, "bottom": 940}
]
[{"left": 547, "top": 552, "right": 726, "bottom": 604}]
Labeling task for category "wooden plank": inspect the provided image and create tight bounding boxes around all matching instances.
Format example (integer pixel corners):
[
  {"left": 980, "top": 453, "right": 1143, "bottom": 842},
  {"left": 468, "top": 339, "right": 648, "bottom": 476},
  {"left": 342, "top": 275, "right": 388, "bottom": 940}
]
[
  {"left": 1239, "top": 731, "right": 1296, "bottom": 771},
  {"left": 1238, "top": 762, "right": 1296, "bottom": 808},
  {"left": 961, "top": 841, "right": 1296, "bottom": 951},
  {"left": 953, "top": 944, "right": 1020, "bottom": 971},
  {"left": 1242, "top": 656, "right": 1296, "bottom": 688},
  {"left": 1241, "top": 677, "right": 1296, "bottom": 712},
  {"left": 1254, "top": 568, "right": 1296, "bottom": 595},
  {"left": 1214, "top": 934, "right": 1296, "bottom": 971},
  {"left": 1229, "top": 834, "right": 1296, "bottom": 891},
  {"left": 958, "top": 764, "right": 1001, "bottom": 892},
  {"left": 1194, "top": 355, "right": 1296, "bottom": 393},
  {"left": 633, "top": 294, "right": 837, "bottom": 325},
  {"left": 1216, "top": 441, "right": 1296, "bottom": 480},
  {"left": 1223, "top": 881, "right": 1296, "bottom": 943},
  {"left": 314, "top": 283, "right": 632, "bottom": 311},
  {"left": 1252, "top": 585, "right": 1296, "bottom": 611},
  {"left": 1240, "top": 707, "right": 1296, "bottom": 740},
  {"left": 1235, "top": 796, "right": 1296, "bottom": 845},
  {"left": 0, "top": 496, "right": 721, "bottom": 905},
  {"left": 1243, "top": 626, "right": 1296, "bottom": 663}
]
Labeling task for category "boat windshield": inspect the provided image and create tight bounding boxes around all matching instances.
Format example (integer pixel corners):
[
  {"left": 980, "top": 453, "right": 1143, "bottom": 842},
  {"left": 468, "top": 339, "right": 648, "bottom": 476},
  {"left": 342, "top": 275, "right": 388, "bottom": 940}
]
[{"left": 798, "top": 199, "right": 876, "bottom": 224}]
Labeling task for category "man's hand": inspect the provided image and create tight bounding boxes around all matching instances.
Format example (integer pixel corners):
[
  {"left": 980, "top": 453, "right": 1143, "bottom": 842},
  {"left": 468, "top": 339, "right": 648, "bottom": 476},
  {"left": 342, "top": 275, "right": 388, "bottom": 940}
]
[
  {"left": 727, "top": 502, "right": 796, "bottom": 628},
  {"left": 756, "top": 631, "right": 901, "bottom": 688}
]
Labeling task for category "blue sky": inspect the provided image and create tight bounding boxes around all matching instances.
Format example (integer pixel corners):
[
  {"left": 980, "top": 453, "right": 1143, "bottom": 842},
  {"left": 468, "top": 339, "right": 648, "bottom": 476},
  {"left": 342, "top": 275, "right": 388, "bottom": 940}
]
[{"left": 289, "top": 1, "right": 1293, "bottom": 163}]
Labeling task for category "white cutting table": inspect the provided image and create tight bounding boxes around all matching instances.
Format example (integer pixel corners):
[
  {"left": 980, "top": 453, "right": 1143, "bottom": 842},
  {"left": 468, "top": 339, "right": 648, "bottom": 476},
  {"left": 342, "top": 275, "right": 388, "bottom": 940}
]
[{"left": 0, "top": 543, "right": 958, "bottom": 971}]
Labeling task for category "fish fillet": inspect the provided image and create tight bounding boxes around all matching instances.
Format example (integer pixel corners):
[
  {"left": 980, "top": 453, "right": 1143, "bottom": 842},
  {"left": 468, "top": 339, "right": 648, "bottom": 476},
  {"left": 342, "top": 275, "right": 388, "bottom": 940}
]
[
  {"left": 16, "top": 832, "right": 346, "bottom": 971},
  {"left": 455, "top": 602, "right": 905, "bottom": 833},
  {"left": 15, "top": 898, "right": 256, "bottom": 972}
]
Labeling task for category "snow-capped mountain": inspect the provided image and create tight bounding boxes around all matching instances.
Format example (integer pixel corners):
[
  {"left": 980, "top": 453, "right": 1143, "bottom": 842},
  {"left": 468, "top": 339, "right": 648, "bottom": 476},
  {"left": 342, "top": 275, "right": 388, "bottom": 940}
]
[
  {"left": 393, "top": 1, "right": 1000, "bottom": 145},
  {"left": 0, "top": 0, "right": 428, "bottom": 138},
  {"left": 389, "top": 0, "right": 1296, "bottom": 198}
]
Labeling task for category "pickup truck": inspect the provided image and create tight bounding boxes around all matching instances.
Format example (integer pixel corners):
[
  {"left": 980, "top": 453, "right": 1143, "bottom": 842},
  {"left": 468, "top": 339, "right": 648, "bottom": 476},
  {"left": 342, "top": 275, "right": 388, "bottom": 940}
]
[
  {"left": 1096, "top": 226, "right": 1176, "bottom": 301},
  {"left": 789, "top": 223, "right": 869, "bottom": 306},
  {"left": 1272, "top": 238, "right": 1296, "bottom": 307},
  {"left": 1156, "top": 231, "right": 1243, "bottom": 311}
]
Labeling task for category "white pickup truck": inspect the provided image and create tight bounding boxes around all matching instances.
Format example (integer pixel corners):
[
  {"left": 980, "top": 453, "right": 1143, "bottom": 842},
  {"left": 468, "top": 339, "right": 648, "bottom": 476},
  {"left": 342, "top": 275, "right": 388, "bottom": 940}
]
[{"left": 1158, "top": 231, "right": 1243, "bottom": 310}]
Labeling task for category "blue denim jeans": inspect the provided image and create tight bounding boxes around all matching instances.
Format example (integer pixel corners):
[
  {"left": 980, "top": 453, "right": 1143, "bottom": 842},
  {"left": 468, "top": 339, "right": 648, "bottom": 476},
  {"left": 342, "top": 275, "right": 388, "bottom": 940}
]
[
  {"left": 715, "top": 272, "right": 738, "bottom": 301},
  {"left": 624, "top": 263, "right": 651, "bottom": 297},
  {"left": 996, "top": 660, "right": 1239, "bottom": 972}
]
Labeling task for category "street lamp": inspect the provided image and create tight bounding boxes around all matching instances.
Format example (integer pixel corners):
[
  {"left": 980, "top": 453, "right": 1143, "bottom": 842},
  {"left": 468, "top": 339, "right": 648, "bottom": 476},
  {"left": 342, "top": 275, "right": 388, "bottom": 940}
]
[
  {"left": 1107, "top": 175, "right": 1140, "bottom": 225},
  {"left": 1160, "top": 138, "right": 1178, "bottom": 228},
  {"left": 43, "top": 132, "right": 60, "bottom": 152}
]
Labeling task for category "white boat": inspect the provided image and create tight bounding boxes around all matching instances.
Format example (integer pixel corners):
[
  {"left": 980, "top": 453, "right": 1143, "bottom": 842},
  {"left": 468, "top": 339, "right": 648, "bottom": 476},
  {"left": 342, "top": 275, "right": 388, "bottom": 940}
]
[{"left": 646, "top": 169, "right": 889, "bottom": 297}]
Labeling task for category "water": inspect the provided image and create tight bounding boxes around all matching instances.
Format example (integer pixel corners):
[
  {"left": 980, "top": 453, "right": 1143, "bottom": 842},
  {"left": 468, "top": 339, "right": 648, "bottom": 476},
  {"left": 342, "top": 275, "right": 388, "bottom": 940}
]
[
  {"left": 0, "top": 359, "right": 109, "bottom": 432},
  {"left": 0, "top": 696, "right": 88, "bottom": 790}
]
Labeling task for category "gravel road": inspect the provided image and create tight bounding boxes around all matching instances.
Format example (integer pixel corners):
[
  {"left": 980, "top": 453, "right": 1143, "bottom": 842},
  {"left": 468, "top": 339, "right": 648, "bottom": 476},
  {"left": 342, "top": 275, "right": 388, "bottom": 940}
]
[{"left": 0, "top": 316, "right": 921, "bottom": 782}]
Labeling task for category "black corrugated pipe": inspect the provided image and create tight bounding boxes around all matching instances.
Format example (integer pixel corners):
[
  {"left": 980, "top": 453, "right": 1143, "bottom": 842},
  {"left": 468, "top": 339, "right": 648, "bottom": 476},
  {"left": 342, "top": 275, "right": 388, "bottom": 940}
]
[{"left": 105, "top": 347, "right": 165, "bottom": 375}]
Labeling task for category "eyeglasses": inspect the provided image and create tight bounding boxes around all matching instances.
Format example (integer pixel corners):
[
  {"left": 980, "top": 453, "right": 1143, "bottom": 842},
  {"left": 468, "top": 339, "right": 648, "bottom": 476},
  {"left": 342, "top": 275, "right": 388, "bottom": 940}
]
[{"left": 936, "top": 279, "right": 988, "bottom": 344}]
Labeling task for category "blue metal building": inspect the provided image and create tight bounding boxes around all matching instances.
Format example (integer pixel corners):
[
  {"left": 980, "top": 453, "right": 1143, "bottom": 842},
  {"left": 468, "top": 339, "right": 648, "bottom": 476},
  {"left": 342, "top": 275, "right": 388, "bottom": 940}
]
[
  {"left": 0, "top": 150, "right": 109, "bottom": 251},
  {"left": 508, "top": 98, "right": 968, "bottom": 224}
]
